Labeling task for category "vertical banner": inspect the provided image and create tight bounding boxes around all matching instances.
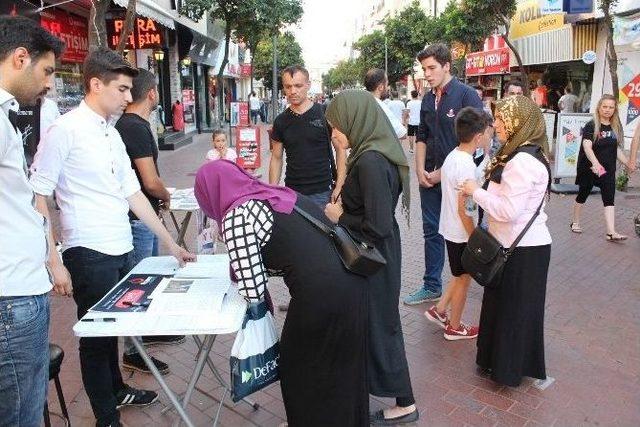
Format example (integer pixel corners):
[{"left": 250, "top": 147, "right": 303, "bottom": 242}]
[
  {"left": 230, "top": 102, "right": 250, "bottom": 127},
  {"left": 553, "top": 113, "right": 592, "bottom": 178},
  {"left": 236, "top": 126, "right": 261, "bottom": 169},
  {"left": 182, "top": 89, "right": 195, "bottom": 124}
]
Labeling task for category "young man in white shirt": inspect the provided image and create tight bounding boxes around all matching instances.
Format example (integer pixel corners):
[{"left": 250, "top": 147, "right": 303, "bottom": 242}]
[
  {"left": 0, "top": 16, "right": 67, "bottom": 426},
  {"left": 425, "top": 107, "right": 492, "bottom": 340},
  {"left": 364, "top": 68, "right": 407, "bottom": 139},
  {"left": 31, "top": 48, "right": 195, "bottom": 427},
  {"left": 406, "top": 90, "right": 422, "bottom": 153}
]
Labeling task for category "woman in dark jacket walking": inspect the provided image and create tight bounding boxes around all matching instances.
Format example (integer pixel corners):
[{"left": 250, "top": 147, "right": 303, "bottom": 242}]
[{"left": 324, "top": 90, "right": 418, "bottom": 425}]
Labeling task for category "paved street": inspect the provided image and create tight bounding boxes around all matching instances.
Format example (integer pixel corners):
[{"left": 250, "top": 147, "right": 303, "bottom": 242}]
[{"left": 48, "top": 125, "right": 640, "bottom": 427}]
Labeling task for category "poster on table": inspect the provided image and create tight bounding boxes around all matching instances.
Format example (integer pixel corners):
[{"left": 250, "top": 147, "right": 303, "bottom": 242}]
[
  {"left": 236, "top": 126, "right": 261, "bottom": 169},
  {"left": 91, "top": 275, "right": 165, "bottom": 313},
  {"left": 553, "top": 113, "right": 592, "bottom": 178}
]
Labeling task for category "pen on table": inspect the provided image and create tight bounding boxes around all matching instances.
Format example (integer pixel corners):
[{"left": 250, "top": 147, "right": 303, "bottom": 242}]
[{"left": 81, "top": 318, "right": 116, "bottom": 322}]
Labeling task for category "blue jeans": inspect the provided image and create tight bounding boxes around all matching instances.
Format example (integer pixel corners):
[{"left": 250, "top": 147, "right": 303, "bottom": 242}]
[
  {"left": 131, "top": 219, "right": 158, "bottom": 265},
  {"left": 420, "top": 185, "right": 445, "bottom": 293},
  {"left": 0, "top": 293, "right": 50, "bottom": 427},
  {"left": 305, "top": 190, "right": 332, "bottom": 208}
]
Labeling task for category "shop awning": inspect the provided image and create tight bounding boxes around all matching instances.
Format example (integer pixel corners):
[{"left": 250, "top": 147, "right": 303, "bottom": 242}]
[
  {"left": 113, "top": 0, "right": 175, "bottom": 29},
  {"left": 188, "top": 32, "right": 219, "bottom": 66},
  {"left": 510, "top": 24, "right": 573, "bottom": 66}
]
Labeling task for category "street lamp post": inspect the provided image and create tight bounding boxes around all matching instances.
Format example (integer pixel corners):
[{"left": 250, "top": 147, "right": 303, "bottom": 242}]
[
  {"left": 272, "top": 33, "right": 278, "bottom": 124},
  {"left": 384, "top": 34, "right": 388, "bottom": 77}
]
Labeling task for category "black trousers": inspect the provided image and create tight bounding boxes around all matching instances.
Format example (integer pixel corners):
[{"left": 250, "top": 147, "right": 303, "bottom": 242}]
[{"left": 63, "top": 247, "right": 134, "bottom": 427}]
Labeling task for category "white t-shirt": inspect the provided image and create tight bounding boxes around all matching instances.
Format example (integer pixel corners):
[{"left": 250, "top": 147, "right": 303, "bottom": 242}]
[
  {"left": 376, "top": 98, "right": 407, "bottom": 138},
  {"left": 407, "top": 99, "right": 421, "bottom": 126},
  {"left": 387, "top": 99, "right": 405, "bottom": 121},
  {"left": 559, "top": 93, "right": 578, "bottom": 113},
  {"left": 249, "top": 96, "right": 261, "bottom": 111},
  {"left": 439, "top": 148, "right": 476, "bottom": 243}
]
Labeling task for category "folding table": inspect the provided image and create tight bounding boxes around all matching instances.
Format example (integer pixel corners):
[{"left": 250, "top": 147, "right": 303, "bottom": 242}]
[{"left": 73, "top": 255, "right": 256, "bottom": 427}]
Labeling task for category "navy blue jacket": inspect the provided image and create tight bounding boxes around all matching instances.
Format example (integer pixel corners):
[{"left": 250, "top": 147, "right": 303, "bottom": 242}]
[{"left": 416, "top": 78, "right": 483, "bottom": 171}]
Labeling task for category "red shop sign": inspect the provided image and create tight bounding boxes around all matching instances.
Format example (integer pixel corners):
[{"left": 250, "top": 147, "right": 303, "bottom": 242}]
[
  {"left": 240, "top": 64, "right": 252, "bottom": 78},
  {"left": 40, "top": 9, "right": 88, "bottom": 63},
  {"left": 107, "top": 17, "right": 163, "bottom": 50},
  {"left": 465, "top": 47, "right": 510, "bottom": 76}
]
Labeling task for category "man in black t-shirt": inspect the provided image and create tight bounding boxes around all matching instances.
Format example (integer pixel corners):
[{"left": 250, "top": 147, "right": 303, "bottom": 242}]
[
  {"left": 269, "top": 66, "right": 346, "bottom": 206},
  {"left": 115, "top": 69, "right": 182, "bottom": 375}
]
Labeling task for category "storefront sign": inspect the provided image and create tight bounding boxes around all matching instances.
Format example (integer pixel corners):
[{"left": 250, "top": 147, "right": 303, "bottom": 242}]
[
  {"left": 613, "top": 12, "right": 640, "bottom": 47},
  {"left": 465, "top": 47, "right": 510, "bottom": 76},
  {"left": 107, "top": 17, "right": 163, "bottom": 50},
  {"left": 236, "top": 127, "right": 261, "bottom": 170},
  {"left": 539, "top": 0, "right": 562, "bottom": 14},
  {"left": 182, "top": 89, "right": 195, "bottom": 124},
  {"left": 565, "top": 0, "right": 593, "bottom": 14},
  {"left": 622, "top": 73, "right": 640, "bottom": 123},
  {"left": 40, "top": 9, "right": 88, "bottom": 63},
  {"left": 581, "top": 50, "right": 596, "bottom": 64},
  {"left": 553, "top": 113, "right": 592, "bottom": 178},
  {"left": 240, "top": 64, "right": 252, "bottom": 78},
  {"left": 511, "top": 0, "right": 564, "bottom": 39}
]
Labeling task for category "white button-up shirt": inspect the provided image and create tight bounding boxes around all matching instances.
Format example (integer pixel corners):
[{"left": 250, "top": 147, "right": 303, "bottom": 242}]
[
  {"left": 30, "top": 101, "right": 141, "bottom": 256},
  {"left": 0, "top": 88, "right": 51, "bottom": 296}
]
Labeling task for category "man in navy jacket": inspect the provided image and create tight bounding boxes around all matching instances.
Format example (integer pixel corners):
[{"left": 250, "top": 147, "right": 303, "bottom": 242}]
[{"left": 404, "top": 43, "right": 483, "bottom": 305}]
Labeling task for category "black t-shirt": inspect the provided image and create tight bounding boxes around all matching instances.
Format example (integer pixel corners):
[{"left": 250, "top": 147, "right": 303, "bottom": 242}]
[
  {"left": 115, "top": 113, "right": 161, "bottom": 219},
  {"left": 576, "top": 120, "right": 618, "bottom": 185},
  {"left": 271, "top": 103, "right": 333, "bottom": 195}
]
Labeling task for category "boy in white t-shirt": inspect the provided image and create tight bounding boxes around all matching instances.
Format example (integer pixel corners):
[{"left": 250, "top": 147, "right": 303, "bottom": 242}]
[{"left": 425, "top": 107, "right": 493, "bottom": 340}]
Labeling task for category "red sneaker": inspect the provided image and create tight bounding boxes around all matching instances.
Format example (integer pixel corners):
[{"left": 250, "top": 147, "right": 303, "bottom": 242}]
[
  {"left": 425, "top": 306, "right": 448, "bottom": 329},
  {"left": 444, "top": 323, "right": 479, "bottom": 341}
]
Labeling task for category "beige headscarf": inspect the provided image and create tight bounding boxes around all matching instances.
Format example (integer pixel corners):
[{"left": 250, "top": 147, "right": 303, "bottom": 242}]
[{"left": 486, "top": 95, "right": 549, "bottom": 180}]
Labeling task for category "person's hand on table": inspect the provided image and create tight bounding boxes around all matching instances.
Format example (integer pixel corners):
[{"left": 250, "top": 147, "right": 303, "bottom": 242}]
[
  {"left": 458, "top": 179, "right": 480, "bottom": 197},
  {"left": 324, "top": 201, "right": 343, "bottom": 224},
  {"left": 170, "top": 243, "right": 196, "bottom": 267},
  {"left": 48, "top": 261, "right": 73, "bottom": 297}
]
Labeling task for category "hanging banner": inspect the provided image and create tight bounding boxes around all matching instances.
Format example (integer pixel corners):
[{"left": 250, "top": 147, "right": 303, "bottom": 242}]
[
  {"left": 613, "top": 12, "right": 640, "bottom": 47},
  {"left": 40, "top": 9, "right": 89, "bottom": 63},
  {"left": 465, "top": 47, "right": 511, "bottom": 76},
  {"left": 553, "top": 113, "right": 592, "bottom": 178}
]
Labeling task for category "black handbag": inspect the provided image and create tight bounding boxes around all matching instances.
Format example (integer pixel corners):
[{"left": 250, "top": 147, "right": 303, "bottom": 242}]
[
  {"left": 293, "top": 205, "right": 386, "bottom": 276},
  {"left": 461, "top": 196, "right": 545, "bottom": 288}
]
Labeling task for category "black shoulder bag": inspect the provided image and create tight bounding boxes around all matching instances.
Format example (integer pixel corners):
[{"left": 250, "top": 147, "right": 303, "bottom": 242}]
[
  {"left": 461, "top": 146, "right": 549, "bottom": 288},
  {"left": 293, "top": 205, "right": 386, "bottom": 277}
]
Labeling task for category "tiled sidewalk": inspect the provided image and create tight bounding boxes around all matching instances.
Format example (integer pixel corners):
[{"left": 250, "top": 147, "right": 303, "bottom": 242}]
[{"left": 47, "top": 127, "right": 640, "bottom": 426}]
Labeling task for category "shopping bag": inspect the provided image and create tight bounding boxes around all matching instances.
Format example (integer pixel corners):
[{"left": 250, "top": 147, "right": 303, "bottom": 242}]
[{"left": 230, "top": 300, "right": 280, "bottom": 402}]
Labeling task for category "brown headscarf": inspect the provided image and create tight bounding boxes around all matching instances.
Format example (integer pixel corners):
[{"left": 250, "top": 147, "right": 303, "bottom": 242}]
[{"left": 486, "top": 95, "right": 549, "bottom": 180}]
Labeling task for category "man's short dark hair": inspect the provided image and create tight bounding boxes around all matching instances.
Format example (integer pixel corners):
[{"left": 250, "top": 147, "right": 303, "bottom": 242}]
[
  {"left": 364, "top": 68, "right": 386, "bottom": 92},
  {"left": 130, "top": 68, "right": 156, "bottom": 103},
  {"left": 0, "top": 15, "right": 64, "bottom": 63},
  {"left": 417, "top": 43, "right": 451, "bottom": 67},
  {"left": 83, "top": 47, "right": 138, "bottom": 92},
  {"left": 411, "top": 90, "right": 418, "bottom": 98},
  {"left": 455, "top": 107, "right": 490, "bottom": 144},
  {"left": 282, "top": 65, "right": 309, "bottom": 81},
  {"left": 504, "top": 79, "right": 524, "bottom": 93}
]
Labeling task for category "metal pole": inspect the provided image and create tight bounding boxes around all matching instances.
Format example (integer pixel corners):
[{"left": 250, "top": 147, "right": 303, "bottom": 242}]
[
  {"left": 384, "top": 35, "right": 388, "bottom": 77},
  {"left": 271, "top": 33, "right": 278, "bottom": 123}
]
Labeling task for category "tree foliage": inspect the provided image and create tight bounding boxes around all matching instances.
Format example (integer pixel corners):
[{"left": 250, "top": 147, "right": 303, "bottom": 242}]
[
  {"left": 323, "top": 59, "right": 361, "bottom": 92},
  {"left": 253, "top": 32, "right": 304, "bottom": 90},
  {"left": 599, "top": 0, "right": 619, "bottom": 102}
]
